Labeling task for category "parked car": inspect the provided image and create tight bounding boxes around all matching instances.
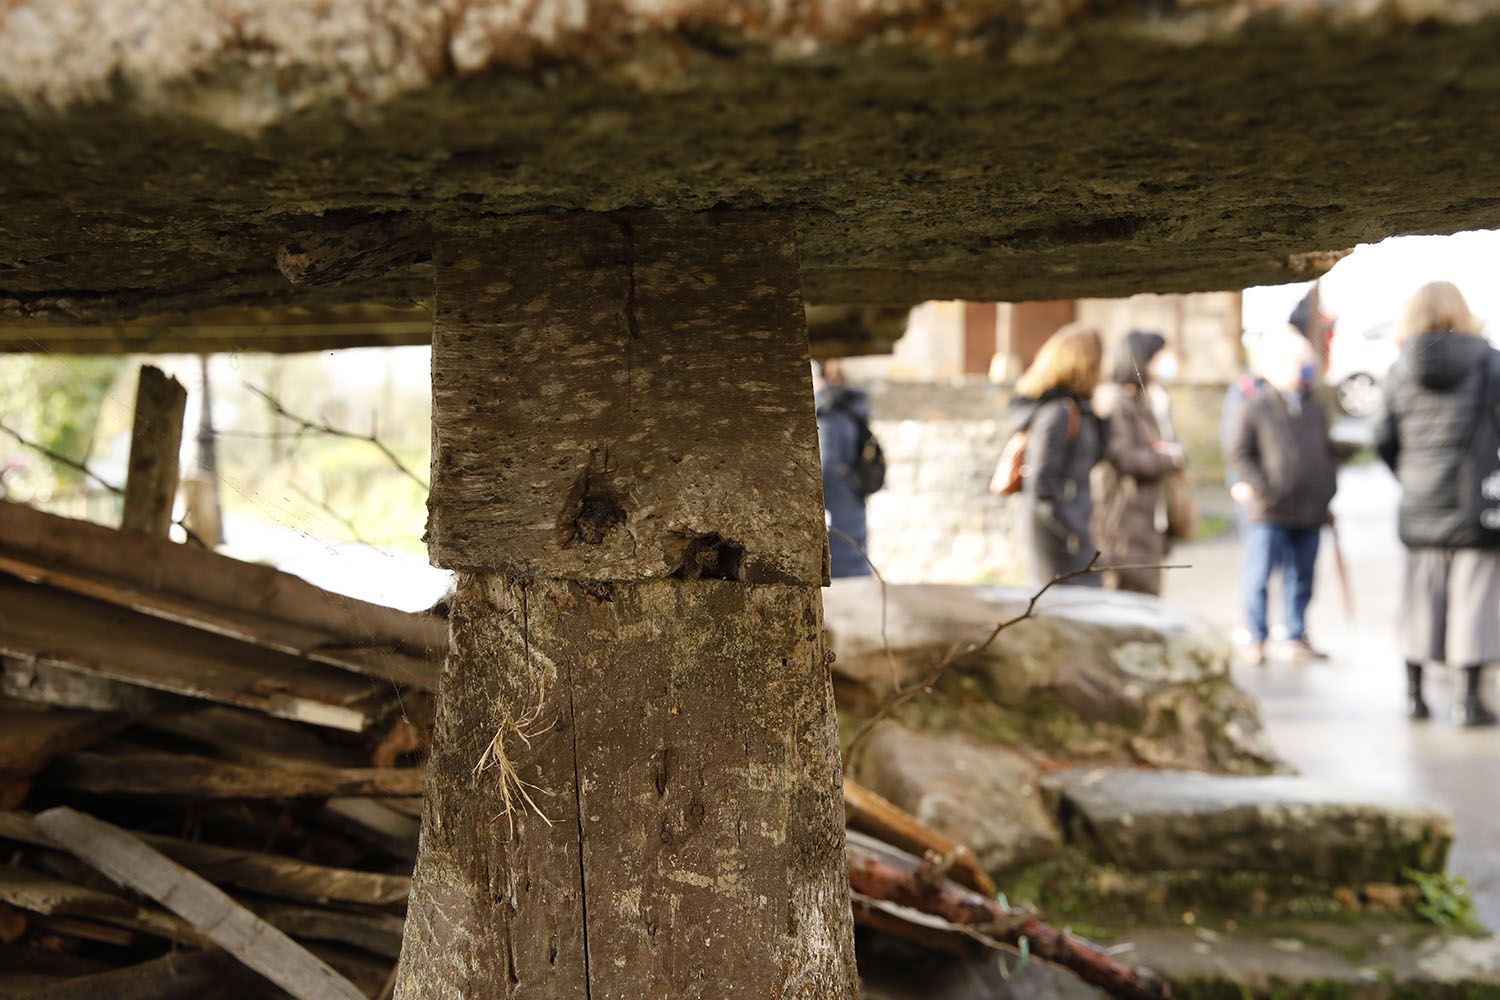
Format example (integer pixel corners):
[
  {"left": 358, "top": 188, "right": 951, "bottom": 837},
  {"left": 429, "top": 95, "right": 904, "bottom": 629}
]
[{"left": 1325, "top": 319, "right": 1398, "bottom": 418}]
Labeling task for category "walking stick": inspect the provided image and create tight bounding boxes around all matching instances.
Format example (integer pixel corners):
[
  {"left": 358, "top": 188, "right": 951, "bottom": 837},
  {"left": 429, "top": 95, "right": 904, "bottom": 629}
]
[{"left": 1327, "top": 518, "right": 1355, "bottom": 621}]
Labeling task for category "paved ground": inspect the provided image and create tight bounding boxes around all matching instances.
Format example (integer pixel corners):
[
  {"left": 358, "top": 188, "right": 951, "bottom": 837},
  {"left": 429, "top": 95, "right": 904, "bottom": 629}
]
[{"left": 1164, "top": 460, "right": 1500, "bottom": 930}]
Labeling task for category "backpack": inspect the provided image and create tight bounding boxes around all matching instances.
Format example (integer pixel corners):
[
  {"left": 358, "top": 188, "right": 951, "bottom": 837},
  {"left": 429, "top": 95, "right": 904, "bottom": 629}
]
[
  {"left": 990, "top": 398, "right": 1080, "bottom": 496},
  {"left": 829, "top": 392, "right": 886, "bottom": 497}
]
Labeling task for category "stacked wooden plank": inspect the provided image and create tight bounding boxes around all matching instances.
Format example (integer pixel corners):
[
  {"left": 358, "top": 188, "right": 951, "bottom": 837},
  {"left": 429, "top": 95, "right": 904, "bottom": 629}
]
[{"left": 0, "top": 501, "right": 442, "bottom": 1000}]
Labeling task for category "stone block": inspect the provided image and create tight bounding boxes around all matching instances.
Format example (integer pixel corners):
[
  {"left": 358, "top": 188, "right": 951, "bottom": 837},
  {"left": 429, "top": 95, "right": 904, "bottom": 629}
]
[
  {"left": 851, "top": 723, "right": 1062, "bottom": 875},
  {"left": 1044, "top": 768, "right": 1454, "bottom": 882}
]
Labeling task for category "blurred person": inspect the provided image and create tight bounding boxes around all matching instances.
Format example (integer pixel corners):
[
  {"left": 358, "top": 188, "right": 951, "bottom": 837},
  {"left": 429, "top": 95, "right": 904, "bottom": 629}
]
[
  {"left": 1374, "top": 281, "right": 1500, "bottom": 726},
  {"left": 1221, "top": 291, "right": 1331, "bottom": 531},
  {"left": 1228, "top": 327, "right": 1339, "bottom": 664},
  {"left": 1008, "top": 325, "right": 1107, "bottom": 588},
  {"left": 1091, "top": 331, "right": 1187, "bottom": 595},
  {"left": 814, "top": 359, "right": 882, "bottom": 578}
]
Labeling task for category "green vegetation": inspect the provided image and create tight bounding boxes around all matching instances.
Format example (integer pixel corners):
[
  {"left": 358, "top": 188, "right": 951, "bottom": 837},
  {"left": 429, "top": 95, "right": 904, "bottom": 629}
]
[{"left": 1405, "top": 869, "right": 1485, "bottom": 936}]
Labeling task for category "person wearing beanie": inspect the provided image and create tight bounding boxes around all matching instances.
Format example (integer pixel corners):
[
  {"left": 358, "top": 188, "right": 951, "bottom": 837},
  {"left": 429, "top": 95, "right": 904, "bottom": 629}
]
[
  {"left": 1091, "top": 331, "right": 1187, "bottom": 595},
  {"left": 1228, "top": 326, "right": 1339, "bottom": 664}
]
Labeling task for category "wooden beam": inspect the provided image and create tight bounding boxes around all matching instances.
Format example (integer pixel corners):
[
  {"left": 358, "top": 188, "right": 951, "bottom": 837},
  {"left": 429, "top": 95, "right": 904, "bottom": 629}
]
[
  {"left": 275, "top": 216, "right": 431, "bottom": 288},
  {"left": 120, "top": 365, "right": 187, "bottom": 536},
  {"left": 843, "top": 779, "right": 997, "bottom": 897},
  {"left": 0, "top": 500, "right": 445, "bottom": 677},
  {"left": 21, "top": 949, "right": 280, "bottom": 1000},
  {"left": 34, "top": 807, "right": 367, "bottom": 1000},
  {"left": 0, "top": 577, "right": 389, "bottom": 732},
  {"left": 0, "top": 866, "right": 204, "bottom": 946},
  {"left": 42, "top": 751, "right": 424, "bottom": 799},
  {"left": 0, "top": 703, "right": 126, "bottom": 779},
  {"left": 397, "top": 213, "right": 856, "bottom": 999},
  {"left": 0, "top": 304, "right": 434, "bottom": 356},
  {"left": 0, "top": 810, "right": 410, "bottom": 908}
]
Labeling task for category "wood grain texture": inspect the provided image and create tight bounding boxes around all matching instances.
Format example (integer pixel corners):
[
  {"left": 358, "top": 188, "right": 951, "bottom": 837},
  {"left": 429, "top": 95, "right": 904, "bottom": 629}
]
[
  {"left": 42, "top": 751, "right": 424, "bottom": 799},
  {"left": 0, "top": 809, "right": 410, "bottom": 908},
  {"left": 0, "top": 576, "right": 387, "bottom": 732},
  {"left": 426, "top": 213, "right": 827, "bottom": 585},
  {"left": 0, "top": 499, "right": 446, "bottom": 671},
  {"left": 394, "top": 576, "right": 857, "bottom": 999},
  {"left": 121, "top": 365, "right": 186, "bottom": 537},
  {"left": 34, "top": 807, "right": 367, "bottom": 1000}
]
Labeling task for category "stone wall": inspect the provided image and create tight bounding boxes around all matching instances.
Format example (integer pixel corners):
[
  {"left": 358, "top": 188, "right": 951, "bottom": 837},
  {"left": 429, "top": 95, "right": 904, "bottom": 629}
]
[
  {"left": 864, "top": 378, "right": 1022, "bottom": 584},
  {"left": 861, "top": 377, "right": 1230, "bottom": 583}
]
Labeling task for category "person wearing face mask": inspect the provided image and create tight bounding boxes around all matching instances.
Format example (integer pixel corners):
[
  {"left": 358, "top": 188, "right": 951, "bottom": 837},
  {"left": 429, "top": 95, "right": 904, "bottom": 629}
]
[
  {"left": 1091, "top": 331, "right": 1188, "bottom": 595},
  {"left": 1228, "top": 327, "right": 1340, "bottom": 664}
]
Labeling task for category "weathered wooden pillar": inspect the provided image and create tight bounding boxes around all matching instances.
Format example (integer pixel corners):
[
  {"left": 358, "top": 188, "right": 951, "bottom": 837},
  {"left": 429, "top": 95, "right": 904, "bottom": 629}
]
[
  {"left": 121, "top": 364, "right": 186, "bottom": 536},
  {"left": 395, "top": 214, "right": 857, "bottom": 999}
]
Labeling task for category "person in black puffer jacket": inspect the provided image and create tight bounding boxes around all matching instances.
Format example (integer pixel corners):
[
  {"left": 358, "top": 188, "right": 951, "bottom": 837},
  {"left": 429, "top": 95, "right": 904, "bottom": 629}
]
[
  {"left": 1009, "top": 324, "right": 1108, "bottom": 588},
  {"left": 1374, "top": 281, "right": 1500, "bottom": 726}
]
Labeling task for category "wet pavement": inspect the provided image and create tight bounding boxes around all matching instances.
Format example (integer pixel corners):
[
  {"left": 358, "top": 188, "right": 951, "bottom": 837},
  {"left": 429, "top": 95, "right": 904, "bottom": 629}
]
[{"left": 1163, "top": 461, "right": 1500, "bottom": 930}]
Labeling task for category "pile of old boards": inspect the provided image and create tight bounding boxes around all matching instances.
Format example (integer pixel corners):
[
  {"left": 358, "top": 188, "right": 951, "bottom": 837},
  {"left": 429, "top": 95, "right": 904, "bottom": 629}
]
[
  {"left": 0, "top": 500, "right": 1166, "bottom": 1000},
  {"left": 0, "top": 500, "right": 441, "bottom": 999}
]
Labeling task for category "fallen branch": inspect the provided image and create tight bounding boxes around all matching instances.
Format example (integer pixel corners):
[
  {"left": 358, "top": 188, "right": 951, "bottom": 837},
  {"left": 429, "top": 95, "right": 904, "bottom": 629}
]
[{"left": 846, "top": 832, "right": 1173, "bottom": 1000}]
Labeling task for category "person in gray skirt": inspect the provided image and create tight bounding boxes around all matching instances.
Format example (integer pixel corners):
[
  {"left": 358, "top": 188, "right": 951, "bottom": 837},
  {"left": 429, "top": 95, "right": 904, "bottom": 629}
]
[{"left": 1375, "top": 281, "right": 1500, "bottom": 726}]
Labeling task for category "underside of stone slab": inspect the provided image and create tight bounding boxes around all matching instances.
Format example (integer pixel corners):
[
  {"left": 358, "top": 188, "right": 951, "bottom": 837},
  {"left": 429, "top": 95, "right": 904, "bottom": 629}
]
[{"left": 4, "top": 1, "right": 1500, "bottom": 333}]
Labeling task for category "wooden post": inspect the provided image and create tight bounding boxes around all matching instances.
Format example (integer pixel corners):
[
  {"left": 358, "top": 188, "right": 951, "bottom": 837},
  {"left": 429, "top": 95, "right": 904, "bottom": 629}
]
[
  {"left": 121, "top": 365, "right": 186, "bottom": 536},
  {"left": 395, "top": 214, "right": 857, "bottom": 999}
]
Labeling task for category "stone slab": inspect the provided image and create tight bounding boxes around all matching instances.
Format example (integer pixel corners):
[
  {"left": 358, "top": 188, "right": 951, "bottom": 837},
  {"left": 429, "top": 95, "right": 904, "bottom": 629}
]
[
  {"left": 1122, "top": 923, "right": 1500, "bottom": 998},
  {"left": 850, "top": 723, "right": 1062, "bottom": 875},
  {"left": 1046, "top": 768, "right": 1453, "bottom": 882}
]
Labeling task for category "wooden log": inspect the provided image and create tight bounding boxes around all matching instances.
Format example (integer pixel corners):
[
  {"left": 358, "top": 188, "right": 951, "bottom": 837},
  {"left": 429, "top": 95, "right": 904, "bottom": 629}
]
[
  {"left": 34, "top": 807, "right": 367, "bottom": 1000},
  {"left": 0, "top": 577, "right": 388, "bottom": 731},
  {"left": 0, "top": 810, "right": 410, "bottom": 907},
  {"left": 43, "top": 751, "right": 423, "bottom": 799},
  {"left": 253, "top": 902, "right": 406, "bottom": 958},
  {"left": 1, "top": 656, "right": 196, "bottom": 714},
  {"left": 0, "top": 703, "right": 125, "bottom": 778},
  {"left": 396, "top": 213, "right": 855, "bottom": 999},
  {"left": 22, "top": 949, "right": 280, "bottom": 1000},
  {"left": 121, "top": 365, "right": 187, "bottom": 536},
  {"left": 319, "top": 798, "right": 420, "bottom": 860},
  {"left": 0, "top": 866, "right": 204, "bottom": 946},
  {"left": 843, "top": 779, "right": 997, "bottom": 897}
]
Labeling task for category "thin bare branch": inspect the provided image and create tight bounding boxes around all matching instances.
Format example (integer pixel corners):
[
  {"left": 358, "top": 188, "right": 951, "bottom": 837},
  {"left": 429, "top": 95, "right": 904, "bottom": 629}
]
[
  {"left": 245, "top": 384, "right": 429, "bottom": 491},
  {"left": 0, "top": 419, "right": 122, "bottom": 495},
  {"left": 286, "top": 480, "right": 376, "bottom": 548},
  {"left": 841, "top": 553, "right": 1187, "bottom": 771}
]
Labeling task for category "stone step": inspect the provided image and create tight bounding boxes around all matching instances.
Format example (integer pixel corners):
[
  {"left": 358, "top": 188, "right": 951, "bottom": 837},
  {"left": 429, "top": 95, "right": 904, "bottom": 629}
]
[
  {"left": 1044, "top": 768, "right": 1453, "bottom": 884},
  {"left": 1123, "top": 923, "right": 1500, "bottom": 999},
  {"left": 860, "top": 923, "right": 1500, "bottom": 999}
]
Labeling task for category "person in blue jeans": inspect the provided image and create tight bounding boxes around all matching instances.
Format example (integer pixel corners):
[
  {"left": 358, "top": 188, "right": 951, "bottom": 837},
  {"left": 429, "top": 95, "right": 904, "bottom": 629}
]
[{"left": 1228, "top": 328, "right": 1339, "bottom": 664}]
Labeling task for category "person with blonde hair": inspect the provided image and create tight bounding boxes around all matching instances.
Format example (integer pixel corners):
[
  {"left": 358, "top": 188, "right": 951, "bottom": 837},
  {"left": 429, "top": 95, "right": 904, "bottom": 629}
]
[
  {"left": 1008, "top": 324, "right": 1108, "bottom": 586},
  {"left": 1229, "top": 326, "right": 1339, "bottom": 664},
  {"left": 1375, "top": 281, "right": 1500, "bottom": 726}
]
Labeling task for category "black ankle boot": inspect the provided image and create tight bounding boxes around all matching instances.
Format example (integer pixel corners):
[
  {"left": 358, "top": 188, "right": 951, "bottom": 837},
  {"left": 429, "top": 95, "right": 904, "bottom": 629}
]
[
  {"left": 1458, "top": 665, "right": 1497, "bottom": 727},
  {"left": 1406, "top": 661, "right": 1430, "bottom": 721}
]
